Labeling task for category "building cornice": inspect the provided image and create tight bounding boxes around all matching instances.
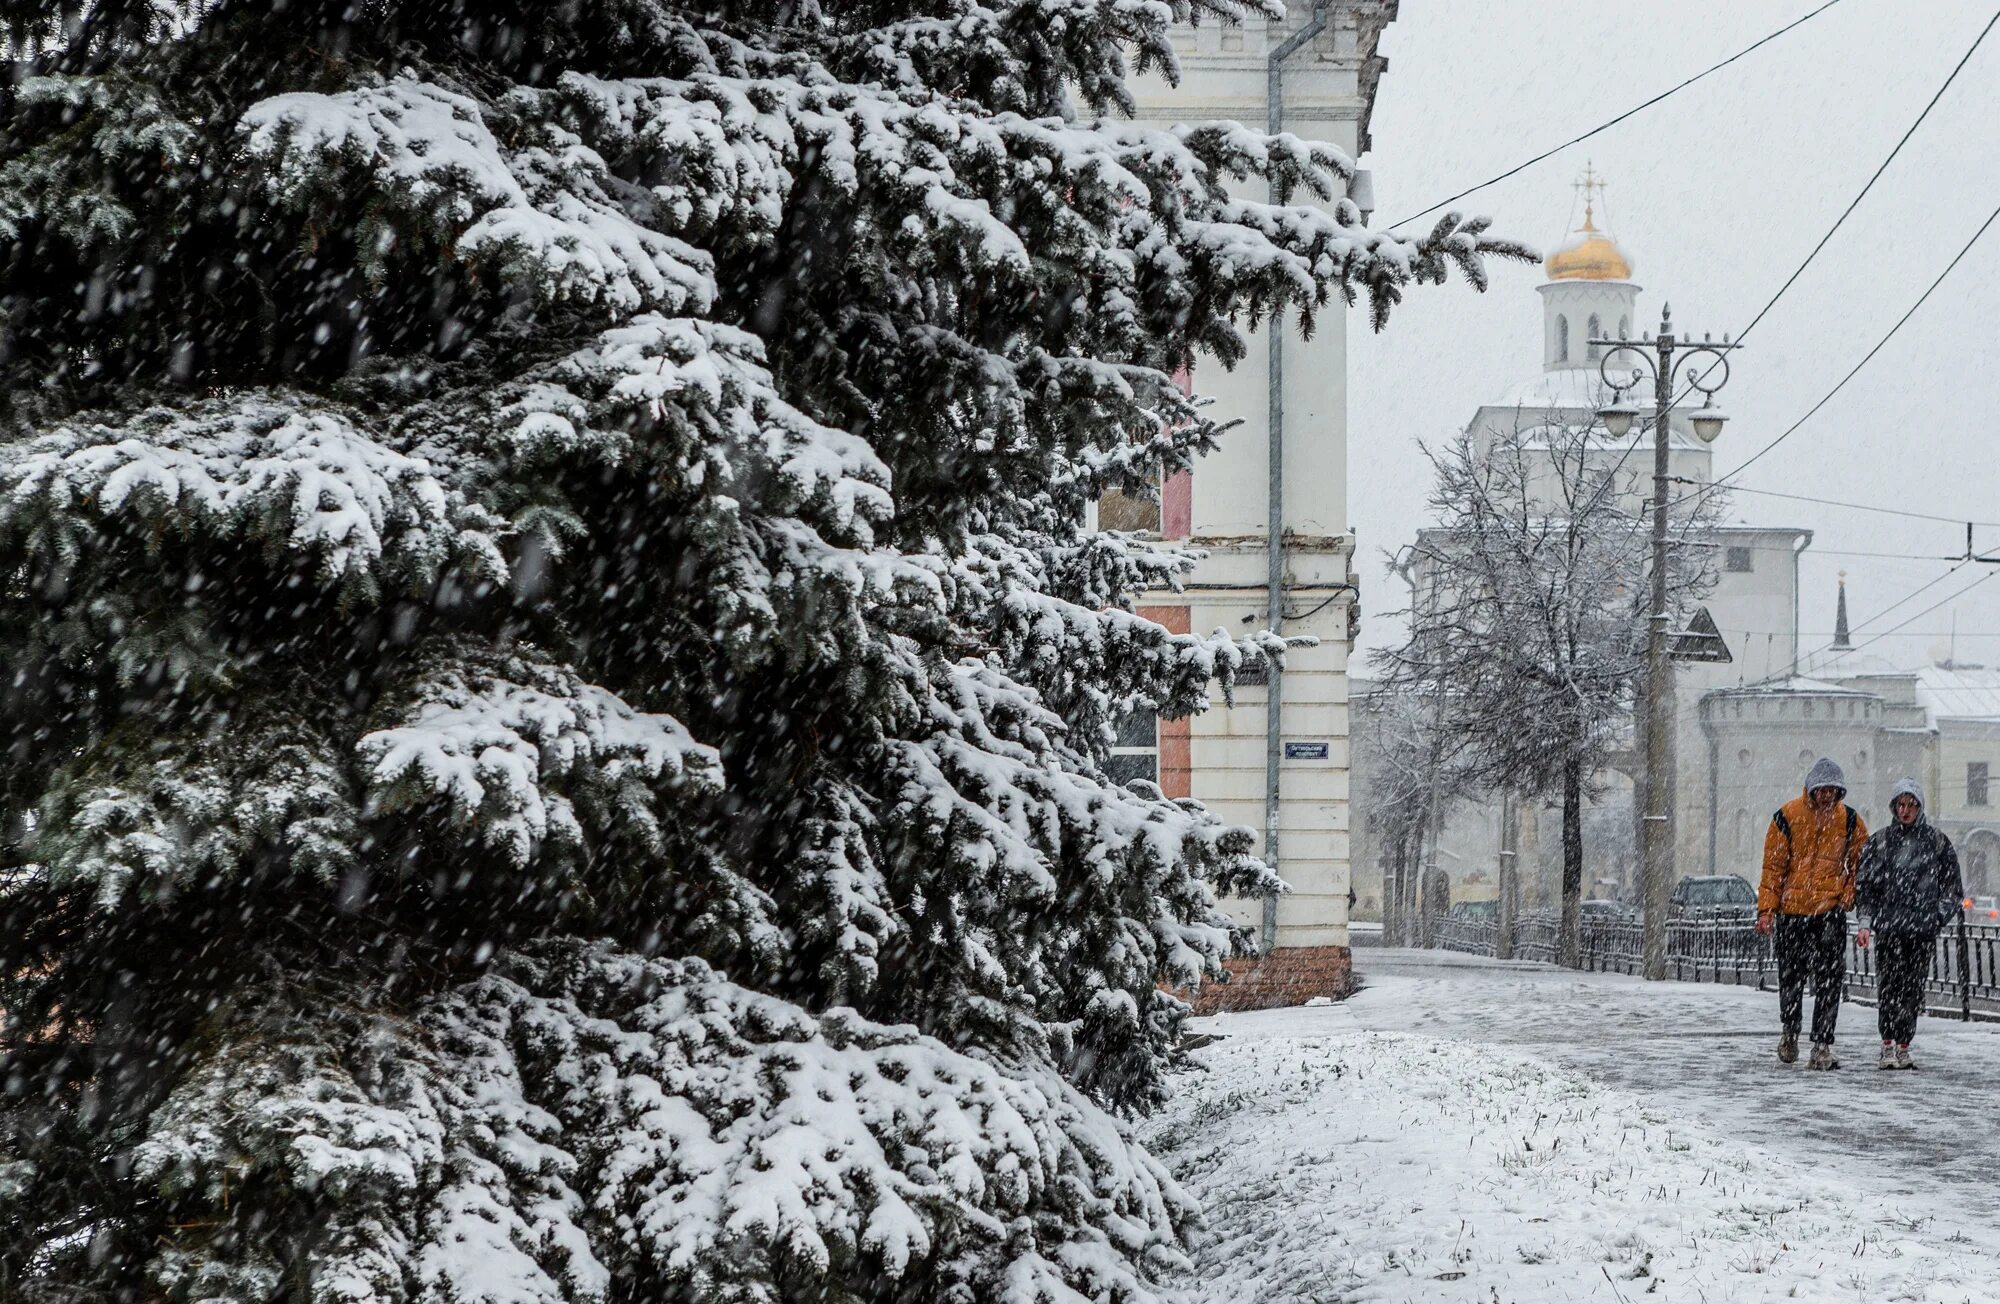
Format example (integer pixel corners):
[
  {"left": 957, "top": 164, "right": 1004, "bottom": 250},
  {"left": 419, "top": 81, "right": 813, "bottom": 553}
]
[{"left": 1131, "top": 1, "right": 1399, "bottom": 152}]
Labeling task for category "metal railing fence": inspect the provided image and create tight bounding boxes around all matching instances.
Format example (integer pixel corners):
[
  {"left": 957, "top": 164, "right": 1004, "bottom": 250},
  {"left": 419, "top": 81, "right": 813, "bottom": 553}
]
[{"left": 1431, "top": 909, "right": 2000, "bottom": 1019}]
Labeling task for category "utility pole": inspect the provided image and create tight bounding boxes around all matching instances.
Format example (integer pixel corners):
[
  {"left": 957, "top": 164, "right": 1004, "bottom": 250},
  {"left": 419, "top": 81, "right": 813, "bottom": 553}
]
[
  {"left": 1595, "top": 308, "right": 1737, "bottom": 980},
  {"left": 1496, "top": 791, "right": 1518, "bottom": 960}
]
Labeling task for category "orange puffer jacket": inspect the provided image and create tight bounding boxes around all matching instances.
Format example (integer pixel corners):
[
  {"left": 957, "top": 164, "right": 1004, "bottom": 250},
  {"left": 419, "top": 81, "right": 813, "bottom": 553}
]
[{"left": 1757, "top": 793, "right": 1868, "bottom": 917}]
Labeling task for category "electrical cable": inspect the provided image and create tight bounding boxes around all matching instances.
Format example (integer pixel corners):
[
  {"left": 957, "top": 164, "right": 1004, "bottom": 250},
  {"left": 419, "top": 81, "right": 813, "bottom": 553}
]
[
  {"left": 1839, "top": 570, "right": 1998, "bottom": 661},
  {"left": 1753, "top": 559, "right": 1980, "bottom": 686},
  {"left": 1387, "top": 0, "right": 1848, "bottom": 230},
  {"left": 1675, "top": 196, "right": 2000, "bottom": 508},
  {"left": 1668, "top": 479, "right": 2000, "bottom": 529},
  {"left": 1604, "top": 7, "right": 2000, "bottom": 505},
  {"left": 1712, "top": 5, "right": 2000, "bottom": 354}
]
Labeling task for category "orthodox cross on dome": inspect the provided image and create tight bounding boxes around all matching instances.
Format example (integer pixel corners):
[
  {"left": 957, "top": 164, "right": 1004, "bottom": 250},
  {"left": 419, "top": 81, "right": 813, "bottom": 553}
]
[
  {"left": 1573, "top": 161, "right": 1609, "bottom": 231},
  {"left": 1545, "top": 163, "right": 1632, "bottom": 282}
]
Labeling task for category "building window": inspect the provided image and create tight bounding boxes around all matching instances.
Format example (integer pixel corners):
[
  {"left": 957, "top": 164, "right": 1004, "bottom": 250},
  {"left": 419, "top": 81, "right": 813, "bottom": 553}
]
[
  {"left": 1097, "top": 470, "right": 1162, "bottom": 534},
  {"left": 1555, "top": 315, "right": 1569, "bottom": 363},
  {"left": 1971, "top": 761, "right": 1990, "bottom": 808},
  {"left": 1734, "top": 809, "right": 1749, "bottom": 852},
  {"left": 1738, "top": 747, "right": 1752, "bottom": 768},
  {"left": 1725, "top": 546, "right": 1753, "bottom": 572},
  {"left": 1106, "top": 705, "right": 1159, "bottom": 787},
  {"left": 1586, "top": 314, "right": 1602, "bottom": 361}
]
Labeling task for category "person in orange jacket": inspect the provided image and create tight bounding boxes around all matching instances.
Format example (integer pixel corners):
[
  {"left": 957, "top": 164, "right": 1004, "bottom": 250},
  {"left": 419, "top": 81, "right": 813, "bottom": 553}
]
[{"left": 1756, "top": 757, "right": 1868, "bottom": 1070}]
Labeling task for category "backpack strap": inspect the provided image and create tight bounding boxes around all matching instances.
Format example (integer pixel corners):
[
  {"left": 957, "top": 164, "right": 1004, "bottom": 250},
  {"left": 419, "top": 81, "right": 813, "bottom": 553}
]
[{"left": 1773, "top": 809, "right": 1791, "bottom": 845}]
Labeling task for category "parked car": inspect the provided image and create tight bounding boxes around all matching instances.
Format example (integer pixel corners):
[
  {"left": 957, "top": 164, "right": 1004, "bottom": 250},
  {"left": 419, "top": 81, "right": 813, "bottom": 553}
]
[
  {"left": 1670, "top": 874, "right": 1758, "bottom": 920},
  {"left": 1579, "top": 899, "right": 1637, "bottom": 924},
  {"left": 1962, "top": 895, "right": 2000, "bottom": 922},
  {"left": 1447, "top": 900, "right": 1498, "bottom": 923}
]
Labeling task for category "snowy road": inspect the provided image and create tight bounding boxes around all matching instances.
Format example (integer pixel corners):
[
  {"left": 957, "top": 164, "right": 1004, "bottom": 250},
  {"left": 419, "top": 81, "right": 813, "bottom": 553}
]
[{"left": 1147, "top": 948, "right": 2000, "bottom": 1301}]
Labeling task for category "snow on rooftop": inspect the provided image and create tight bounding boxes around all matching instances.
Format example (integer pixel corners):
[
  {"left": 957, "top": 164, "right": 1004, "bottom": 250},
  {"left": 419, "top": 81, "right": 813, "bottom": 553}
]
[
  {"left": 1796, "top": 642, "right": 1907, "bottom": 681},
  {"left": 1916, "top": 665, "right": 2000, "bottom": 721},
  {"left": 1717, "top": 674, "right": 1875, "bottom": 696}
]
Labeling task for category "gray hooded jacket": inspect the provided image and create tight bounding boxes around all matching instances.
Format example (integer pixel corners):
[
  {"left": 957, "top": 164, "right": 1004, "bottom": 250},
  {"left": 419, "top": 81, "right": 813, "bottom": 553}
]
[{"left": 1856, "top": 778, "right": 1963, "bottom": 937}]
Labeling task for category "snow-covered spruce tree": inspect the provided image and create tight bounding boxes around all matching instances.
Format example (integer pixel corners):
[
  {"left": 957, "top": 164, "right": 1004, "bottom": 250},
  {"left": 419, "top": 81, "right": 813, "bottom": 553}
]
[{"left": 0, "top": 3, "right": 1526, "bottom": 1298}]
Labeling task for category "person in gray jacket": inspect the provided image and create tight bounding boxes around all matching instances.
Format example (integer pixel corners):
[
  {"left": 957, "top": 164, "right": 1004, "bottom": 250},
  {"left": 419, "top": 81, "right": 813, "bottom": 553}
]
[{"left": 1855, "top": 778, "right": 1963, "bottom": 1070}]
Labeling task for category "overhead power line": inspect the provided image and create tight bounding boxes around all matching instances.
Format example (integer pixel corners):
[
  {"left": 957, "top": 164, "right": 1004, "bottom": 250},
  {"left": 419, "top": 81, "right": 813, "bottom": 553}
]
[
  {"left": 1724, "top": 544, "right": 1984, "bottom": 562},
  {"left": 1717, "top": 5, "right": 2000, "bottom": 352},
  {"left": 1849, "top": 560, "right": 1976, "bottom": 637},
  {"left": 1669, "top": 478, "right": 2000, "bottom": 530},
  {"left": 1841, "top": 570, "right": 1999, "bottom": 660},
  {"left": 1603, "top": 7, "right": 2000, "bottom": 510},
  {"left": 1688, "top": 197, "right": 2000, "bottom": 500},
  {"left": 1387, "top": 0, "right": 1847, "bottom": 230},
  {"left": 1753, "top": 559, "right": 1978, "bottom": 685}
]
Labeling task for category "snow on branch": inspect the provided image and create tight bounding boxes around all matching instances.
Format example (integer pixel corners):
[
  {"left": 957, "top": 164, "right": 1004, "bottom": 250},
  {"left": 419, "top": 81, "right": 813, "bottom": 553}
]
[
  {"left": 540, "top": 69, "right": 1527, "bottom": 354},
  {"left": 886, "top": 659, "right": 1271, "bottom": 988},
  {"left": 31, "top": 705, "right": 360, "bottom": 909},
  {"left": 0, "top": 393, "right": 505, "bottom": 598},
  {"left": 241, "top": 76, "right": 715, "bottom": 314},
  {"left": 509, "top": 314, "right": 894, "bottom": 548},
  {"left": 129, "top": 944, "right": 1201, "bottom": 1303},
  {"left": 360, "top": 648, "right": 722, "bottom": 870}
]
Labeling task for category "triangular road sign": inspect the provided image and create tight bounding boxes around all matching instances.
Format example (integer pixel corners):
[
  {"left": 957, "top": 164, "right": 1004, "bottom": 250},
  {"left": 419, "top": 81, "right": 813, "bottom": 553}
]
[{"left": 1670, "top": 606, "right": 1732, "bottom": 663}]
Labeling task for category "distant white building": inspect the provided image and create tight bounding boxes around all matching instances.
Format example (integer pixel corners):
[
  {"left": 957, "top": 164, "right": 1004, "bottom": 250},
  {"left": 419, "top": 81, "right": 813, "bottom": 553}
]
[
  {"left": 1360, "top": 184, "right": 1813, "bottom": 911},
  {"left": 1700, "top": 579, "right": 2000, "bottom": 891},
  {"left": 1118, "top": 2, "right": 1399, "bottom": 1006}
]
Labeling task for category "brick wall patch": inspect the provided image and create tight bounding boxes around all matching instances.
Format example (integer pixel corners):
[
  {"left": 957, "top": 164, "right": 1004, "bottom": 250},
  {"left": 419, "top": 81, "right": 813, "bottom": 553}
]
[{"left": 1173, "top": 944, "right": 1354, "bottom": 1015}]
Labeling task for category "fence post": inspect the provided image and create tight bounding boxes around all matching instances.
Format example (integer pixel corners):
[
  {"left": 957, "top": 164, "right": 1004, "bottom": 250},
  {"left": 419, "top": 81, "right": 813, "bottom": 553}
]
[{"left": 1960, "top": 914, "right": 1972, "bottom": 1023}]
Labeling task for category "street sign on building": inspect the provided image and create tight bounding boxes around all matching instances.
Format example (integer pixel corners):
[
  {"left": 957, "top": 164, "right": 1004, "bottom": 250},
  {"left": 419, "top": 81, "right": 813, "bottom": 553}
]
[{"left": 1285, "top": 742, "right": 1331, "bottom": 760}]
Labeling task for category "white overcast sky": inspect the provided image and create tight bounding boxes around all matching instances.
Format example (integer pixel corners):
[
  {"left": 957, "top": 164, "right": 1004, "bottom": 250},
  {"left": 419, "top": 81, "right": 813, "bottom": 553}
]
[{"left": 1344, "top": 0, "right": 2000, "bottom": 678}]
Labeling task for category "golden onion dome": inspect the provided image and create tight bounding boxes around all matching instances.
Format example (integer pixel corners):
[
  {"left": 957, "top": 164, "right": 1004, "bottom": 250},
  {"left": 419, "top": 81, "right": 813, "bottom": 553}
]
[{"left": 1544, "top": 204, "right": 1633, "bottom": 281}]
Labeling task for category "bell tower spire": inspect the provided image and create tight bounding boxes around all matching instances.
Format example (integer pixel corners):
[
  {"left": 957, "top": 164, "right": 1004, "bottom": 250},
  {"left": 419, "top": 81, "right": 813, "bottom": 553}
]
[{"left": 1832, "top": 571, "right": 1852, "bottom": 650}]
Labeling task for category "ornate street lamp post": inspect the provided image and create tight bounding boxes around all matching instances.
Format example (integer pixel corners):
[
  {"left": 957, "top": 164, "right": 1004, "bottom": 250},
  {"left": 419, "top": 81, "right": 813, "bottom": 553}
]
[{"left": 1595, "top": 307, "right": 1737, "bottom": 980}]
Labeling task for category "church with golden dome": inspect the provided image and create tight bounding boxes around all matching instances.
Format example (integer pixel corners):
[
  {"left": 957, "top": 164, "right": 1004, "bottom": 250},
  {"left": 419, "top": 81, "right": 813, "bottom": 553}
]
[
  {"left": 1372, "top": 168, "right": 1828, "bottom": 915},
  {"left": 1536, "top": 165, "right": 1642, "bottom": 379}
]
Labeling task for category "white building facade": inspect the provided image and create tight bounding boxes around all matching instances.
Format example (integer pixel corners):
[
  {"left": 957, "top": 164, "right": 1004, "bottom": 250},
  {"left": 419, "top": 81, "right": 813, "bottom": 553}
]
[{"left": 1121, "top": 2, "right": 1399, "bottom": 1004}]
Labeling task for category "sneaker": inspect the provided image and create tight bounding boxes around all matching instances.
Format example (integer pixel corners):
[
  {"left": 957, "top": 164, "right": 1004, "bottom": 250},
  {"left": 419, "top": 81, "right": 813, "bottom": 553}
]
[
  {"left": 1807, "top": 1042, "right": 1839, "bottom": 1071},
  {"left": 1778, "top": 1032, "right": 1799, "bottom": 1064},
  {"left": 1895, "top": 1044, "right": 1915, "bottom": 1071},
  {"left": 1878, "top": 1042, "right": 1897, "bottom": 1070}
]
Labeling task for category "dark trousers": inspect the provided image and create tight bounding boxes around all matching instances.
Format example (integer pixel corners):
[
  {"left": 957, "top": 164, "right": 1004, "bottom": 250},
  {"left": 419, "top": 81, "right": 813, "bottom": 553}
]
[
  {"left": 1875, "top": 933, "right": 1933, "bottom": 1045},
  {"left": 1777, "top": 910, "right": 1846, "bottom": 1045}
]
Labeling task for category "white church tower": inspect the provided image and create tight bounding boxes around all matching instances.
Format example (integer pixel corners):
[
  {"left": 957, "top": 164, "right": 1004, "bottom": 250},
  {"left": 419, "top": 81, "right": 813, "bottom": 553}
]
[{"left": 1537, "top": 167, "right": 1640, "bottom": 372}]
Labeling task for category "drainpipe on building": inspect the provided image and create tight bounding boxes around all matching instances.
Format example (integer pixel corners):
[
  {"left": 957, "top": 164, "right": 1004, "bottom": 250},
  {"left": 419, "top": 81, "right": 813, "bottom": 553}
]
[
  {"left": 1701, "top": 710, "right": 1719, "bottom": 875},
  {"left": 1261, "top": 2, "right": 1330, "bottom": 954}
]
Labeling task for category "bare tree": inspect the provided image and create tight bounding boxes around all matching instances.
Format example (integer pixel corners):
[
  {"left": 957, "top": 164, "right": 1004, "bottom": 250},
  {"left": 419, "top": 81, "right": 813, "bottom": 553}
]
[
  {"left": 1362, "top": 684, "right": 1475, "bottom": 946},
  {"left": 1386, "top": 411, "right": 1721, "bottom": 967}
]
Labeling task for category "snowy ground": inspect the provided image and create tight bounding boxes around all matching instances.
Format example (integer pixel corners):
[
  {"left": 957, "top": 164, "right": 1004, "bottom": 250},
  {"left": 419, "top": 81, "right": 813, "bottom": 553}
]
[{"left": 1144, "top": 949, "right": 2000, "bottom": 1302}]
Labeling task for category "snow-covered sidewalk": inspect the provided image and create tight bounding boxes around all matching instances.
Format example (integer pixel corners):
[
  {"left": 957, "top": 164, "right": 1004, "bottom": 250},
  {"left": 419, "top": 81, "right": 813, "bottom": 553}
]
[{"left": 1144, "top": 950, "right": 2000, "bottom": 1301}]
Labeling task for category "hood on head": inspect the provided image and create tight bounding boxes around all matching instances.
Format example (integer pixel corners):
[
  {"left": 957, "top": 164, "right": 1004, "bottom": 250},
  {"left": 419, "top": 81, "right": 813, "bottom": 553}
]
[
  {"left": 1803, "top": 756, "right": 1847, "bottom": 797},
  {"left": 1891, "top": 776, "right": 1925, "bottom": 814}
]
